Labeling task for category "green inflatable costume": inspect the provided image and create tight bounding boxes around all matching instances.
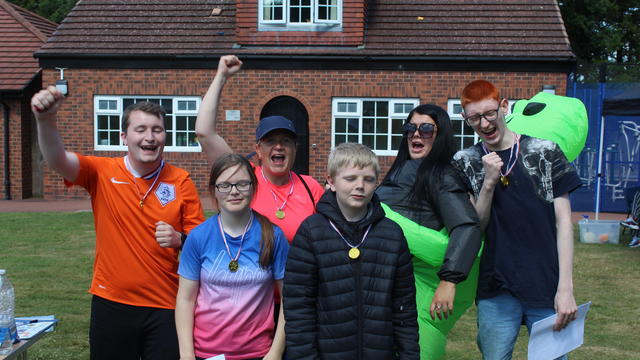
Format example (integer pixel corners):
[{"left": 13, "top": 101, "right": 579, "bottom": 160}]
[
  {"left": 382, "top": 203, "right": 482, "bottom": 360},
  {"left": 507, "top": 91, "right": 588, "bottom": 162}
]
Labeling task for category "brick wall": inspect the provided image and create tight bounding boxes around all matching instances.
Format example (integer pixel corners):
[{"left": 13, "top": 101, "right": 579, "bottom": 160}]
[{"left": 39, "top": 68, "right": 566, "bottom": 200}]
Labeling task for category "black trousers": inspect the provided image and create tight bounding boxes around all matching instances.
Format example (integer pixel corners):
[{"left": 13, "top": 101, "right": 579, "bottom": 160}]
[{"left": 90, "top": 295, "right": 179, "bottom": 360}]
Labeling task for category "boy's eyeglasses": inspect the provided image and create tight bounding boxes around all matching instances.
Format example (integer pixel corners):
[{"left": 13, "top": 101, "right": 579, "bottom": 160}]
[
  {"left": 215, "top": 181, "right": 252, "bottom": 193},
  {"left": 464, "top": 107, "right": 500, "bottom": 126},
  {"left": 402, "top": 122, "right": 436, "bottom": 139}
]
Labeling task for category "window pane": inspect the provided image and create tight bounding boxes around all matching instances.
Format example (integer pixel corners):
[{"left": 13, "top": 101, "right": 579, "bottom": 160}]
[
  {"left": 110, "top": 116, "right": 119, "bottom": 130},
  {"left": 177, "top": 116, "right": 187, "bottom": 131},
  {"left": 189, "top": 133, "right": 198, "bottom": 146},
  {"left": 362, "top": 135, "right": 373, "bottom": 149},
  {"left": 392, "top": 135, "right": 402, "bottom": 150},
  {"left": 176, "top": 133, "right": 187, "bottom": 147},
  {"left": 375, "top": 118, "right": 387, "bottom": 133},
  {"left": 99, "top": 100, "right": 109, "bottom": 110},
  {"left": 347, "top": 118, "right": 358, "bottom": 133},
  {"left": 290, "top": 7, "right": 299, "bottom": 22},
  {"left": 161, "top": 99, "right": 172, "bottom": 114},
  {"left": 338, "top": 103, "right": 347, "bottom": 113},
  {"left": 392, "top": 118, "right": 404, "bottom": 134},
  {"left": 98, "top": 115, "right": 108, "bottom": 129},
  {"left": 318, "top": 6, "right": 327, "bottom": 19},
  {"left": 363, "top": 101, "right": 375, "bottom": 116},
  {"left": 177, "top": 101, "right": 187, "bottom": 111},
  {"left": 164, "top": 115, "right": 172, "bottom": 130},
  {"left": 377, "top": 101, "right": 388, "bottom": 116},
  {"left": 301, "top": 7, "right": 311, "bottom": 22},
  {"left": 335, "top": 118, "right": 346, "bottom": 133},
  {"left": 347, "top": 135, "right": 358, "bottom": 143},
  {"left": 362, "top": 118, "right": 374, "bottom": 133},
  {"left": 109, "top": 131, "right": 119, "bottom": 145},
  {"left": 376, "top": 135, "right": 387, "bottom": 150},
  {"left": 148, "top": 98, "right": 161, "bottom": 105},
  {"left": 274, "top": 6, "right": 283, "bottom": 20},
  {"left": 98, "top": 131, "right": 109, "bottom": 145},
  {"left": 165, "top": 131, "right": 173, "bottom": 147},
  {"left": 188, "top": 116, "right": 196, "bottom": 129},
  {"left": 348, "top": 103, "right": 357, "bottom": 112},
  {"left": 335, "top": 135, "right": 346, "bottom": 146},
  {"left": 453, "top": 103, "right": 463, "bottom": 114}
]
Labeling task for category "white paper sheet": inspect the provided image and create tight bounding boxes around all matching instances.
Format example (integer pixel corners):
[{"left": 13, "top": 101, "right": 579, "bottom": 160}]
[
  {"left": 527, "top": 302, "right": 591, "bottom": 360},
  {"left": 205, "top": 355, "right": 226, "bottom": 360}
]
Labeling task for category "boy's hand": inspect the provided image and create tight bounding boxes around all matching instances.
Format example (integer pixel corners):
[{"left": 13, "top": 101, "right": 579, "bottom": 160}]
[
  {"left": 553, "top": 289, "right": 577, "bottom": 330},
  {"left": 31, "top": 86, "right": 65, "bottom": 121},
  {"left": 155, "top": 221, "right": 182, "bottom": 248},
  {"left": 217, "top": 55, "right": 243, "bottom": 80},
  {"left": 481, "top": 152, "right": 503, "bottom": 188}
]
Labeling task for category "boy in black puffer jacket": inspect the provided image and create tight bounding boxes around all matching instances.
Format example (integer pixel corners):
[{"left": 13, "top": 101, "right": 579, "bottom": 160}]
[{"left": 284, "top": 143, "right": 419, "bottom": 360}]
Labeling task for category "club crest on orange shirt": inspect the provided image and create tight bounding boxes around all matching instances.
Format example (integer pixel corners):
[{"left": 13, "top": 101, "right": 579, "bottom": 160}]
[{"left": 155, "top": 183, "right": 176, "bottom": 207}]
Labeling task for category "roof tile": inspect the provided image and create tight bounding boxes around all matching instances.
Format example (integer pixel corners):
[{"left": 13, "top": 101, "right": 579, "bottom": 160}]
[
  {"left": 0, "top": 0, "right": 57, "bottom": 91},
  {"left": 36, "top": 0, "right": 572, "bottom": 59}
]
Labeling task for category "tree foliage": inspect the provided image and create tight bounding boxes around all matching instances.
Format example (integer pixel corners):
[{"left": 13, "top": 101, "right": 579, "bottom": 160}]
[
  {"left": 558, "top": 0, "right": 640, "bottom": 82},
  {"left": 8, "top": 0, "right": 77, "bottom": 24}
]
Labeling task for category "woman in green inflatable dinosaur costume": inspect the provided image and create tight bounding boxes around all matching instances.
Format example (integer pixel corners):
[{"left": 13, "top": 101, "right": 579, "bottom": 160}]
[{"left": 376, "top": 104, "right": 483, "bottom": 359}]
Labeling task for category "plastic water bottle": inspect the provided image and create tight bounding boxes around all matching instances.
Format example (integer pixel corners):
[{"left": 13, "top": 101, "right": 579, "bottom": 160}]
[{"left": 0, "top": 269, "right": 17, "bottom": 355}]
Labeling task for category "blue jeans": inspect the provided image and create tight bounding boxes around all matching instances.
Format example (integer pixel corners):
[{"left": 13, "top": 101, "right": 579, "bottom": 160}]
[{"left": 477, "top": 291, "right": 568, "bottom": 360}]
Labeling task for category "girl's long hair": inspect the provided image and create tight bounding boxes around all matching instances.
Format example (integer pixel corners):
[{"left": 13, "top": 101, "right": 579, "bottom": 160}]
[
  {"left": 209, "top": 153, "right": 275, "bottom": 269},
  {"left": 381, "top": 104, "right": 456, "bottom": 205}
]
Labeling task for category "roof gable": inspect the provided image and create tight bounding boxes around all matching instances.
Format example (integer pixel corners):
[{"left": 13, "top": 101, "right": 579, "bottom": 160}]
[
  {"left": 0, "top": 0, "right": 57, "bottom": 91},
  {"left": 36, "top": 0, "right": 573, "bottom": 62}
]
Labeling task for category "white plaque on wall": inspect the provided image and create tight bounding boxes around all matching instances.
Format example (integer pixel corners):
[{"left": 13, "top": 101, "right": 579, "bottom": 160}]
[{"left": 225, "top": 110, "right": 240, "bottom": 121}]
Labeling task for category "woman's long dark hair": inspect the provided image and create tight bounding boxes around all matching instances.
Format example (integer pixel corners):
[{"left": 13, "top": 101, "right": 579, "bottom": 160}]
[
  {"left": 381, "top": 104, "right": 456, "bottom": 205},
  {"left": 209, "top": 153, "right": 275, "bottom": 269}
]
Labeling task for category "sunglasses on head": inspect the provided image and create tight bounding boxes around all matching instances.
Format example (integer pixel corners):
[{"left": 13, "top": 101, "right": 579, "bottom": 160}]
[{"left": 402, "top": 122, "right": 436, "bottom": 139}]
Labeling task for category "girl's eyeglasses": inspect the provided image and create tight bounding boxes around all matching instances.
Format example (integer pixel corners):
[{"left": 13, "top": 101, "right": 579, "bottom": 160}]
[
  {"left": 214, "top": 181, "right": 252, "bottom": 193},
  {"left": 402, "top": 122, "right": 436, "bottom": 139}
]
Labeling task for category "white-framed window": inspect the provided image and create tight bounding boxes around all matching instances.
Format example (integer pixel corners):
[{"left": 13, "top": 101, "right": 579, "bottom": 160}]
[
  {"left": 447, "top": 100, "right": 479, "bottom": 151},
  {"left": 332, "top": 98, "right": 419, "bottom": 156},
  {"left": 259, "top": 0, "right": 342, "bottom": 31},
  {"left": 94, "top": 96, "right": 201, "bottom": 152},
  {"left": 447, "top": 99, "right": 517, "bottom": 151}
]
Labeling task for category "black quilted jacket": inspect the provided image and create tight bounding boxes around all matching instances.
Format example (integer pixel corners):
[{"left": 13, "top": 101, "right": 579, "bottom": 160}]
[{"left": 283, "top": 190, "right": 420, "bottom": 360}]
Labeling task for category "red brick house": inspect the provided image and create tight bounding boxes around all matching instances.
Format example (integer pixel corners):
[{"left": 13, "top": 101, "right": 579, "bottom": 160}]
[
  {"left": 0, "top": 0, "right": 56, "bottom": 200},
  {"left": 30, "top": 0, "right": 573, "bottom": 200}
]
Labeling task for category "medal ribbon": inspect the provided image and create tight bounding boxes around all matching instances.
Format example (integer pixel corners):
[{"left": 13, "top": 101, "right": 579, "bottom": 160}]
[
  {"left": 481, "top": 133, "right": 520, "bottom": 178},
  {"left": 328, "top": 219, "right": 372, "bottom": 252},
  {"left": 129, "top": 157, "right": 165, "bottom": 208},
  {"left": 217, "top": 212, "right": 253, "bottom": 265},
  {"left": 261, "top": 168, "right": 294, "bottom": 215}
]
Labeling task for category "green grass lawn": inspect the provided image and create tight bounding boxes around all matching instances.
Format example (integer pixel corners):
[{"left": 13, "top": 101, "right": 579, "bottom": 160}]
[{"left": 1, "top": 211, "right": 640, "bottom": 359}]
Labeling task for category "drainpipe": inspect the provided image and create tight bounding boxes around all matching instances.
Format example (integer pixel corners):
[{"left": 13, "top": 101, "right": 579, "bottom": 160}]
[{"left": 0, "top": 96, "right": 10, "bottom": 200}]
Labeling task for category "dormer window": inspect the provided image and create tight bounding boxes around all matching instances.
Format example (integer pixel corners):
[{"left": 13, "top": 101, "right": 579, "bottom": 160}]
[{"left": 259, "top": 0, "right": 342, "bottom": 31}]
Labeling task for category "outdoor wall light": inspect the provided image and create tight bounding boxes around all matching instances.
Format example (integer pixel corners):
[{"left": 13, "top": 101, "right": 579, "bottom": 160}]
[
  {"left": 542, "top": 84, "right": 556, "bottom": 95},
  {"left": 55, "top": 67, "right": 68, "bottom": 97}
]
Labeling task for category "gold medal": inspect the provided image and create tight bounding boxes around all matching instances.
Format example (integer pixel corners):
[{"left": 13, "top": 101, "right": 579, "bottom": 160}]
[
  {"left": 348, "top": 248, "right": 360, "bottom": 259},
  {"left": 500, "top": 175, "right": 509, "bottom": 187},
  {"left": 275, "top": 209, "right": 285, "bottom": 219},
  {"left": 139, "top": 200, "right": 144, "bottom": 208},
  {"left": 228, "top": 260, "right": 239, "bottom": 272}
]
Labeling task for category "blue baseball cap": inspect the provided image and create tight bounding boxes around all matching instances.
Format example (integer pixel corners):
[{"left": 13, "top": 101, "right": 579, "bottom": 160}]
[{"left": 255, "top": 115, "right": 297, "bottom": 142}]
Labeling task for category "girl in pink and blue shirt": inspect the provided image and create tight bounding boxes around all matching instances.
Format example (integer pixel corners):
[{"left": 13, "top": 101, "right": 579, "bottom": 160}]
[{"left": 176, "top": 153, "right": 289, "bottom": 360}]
